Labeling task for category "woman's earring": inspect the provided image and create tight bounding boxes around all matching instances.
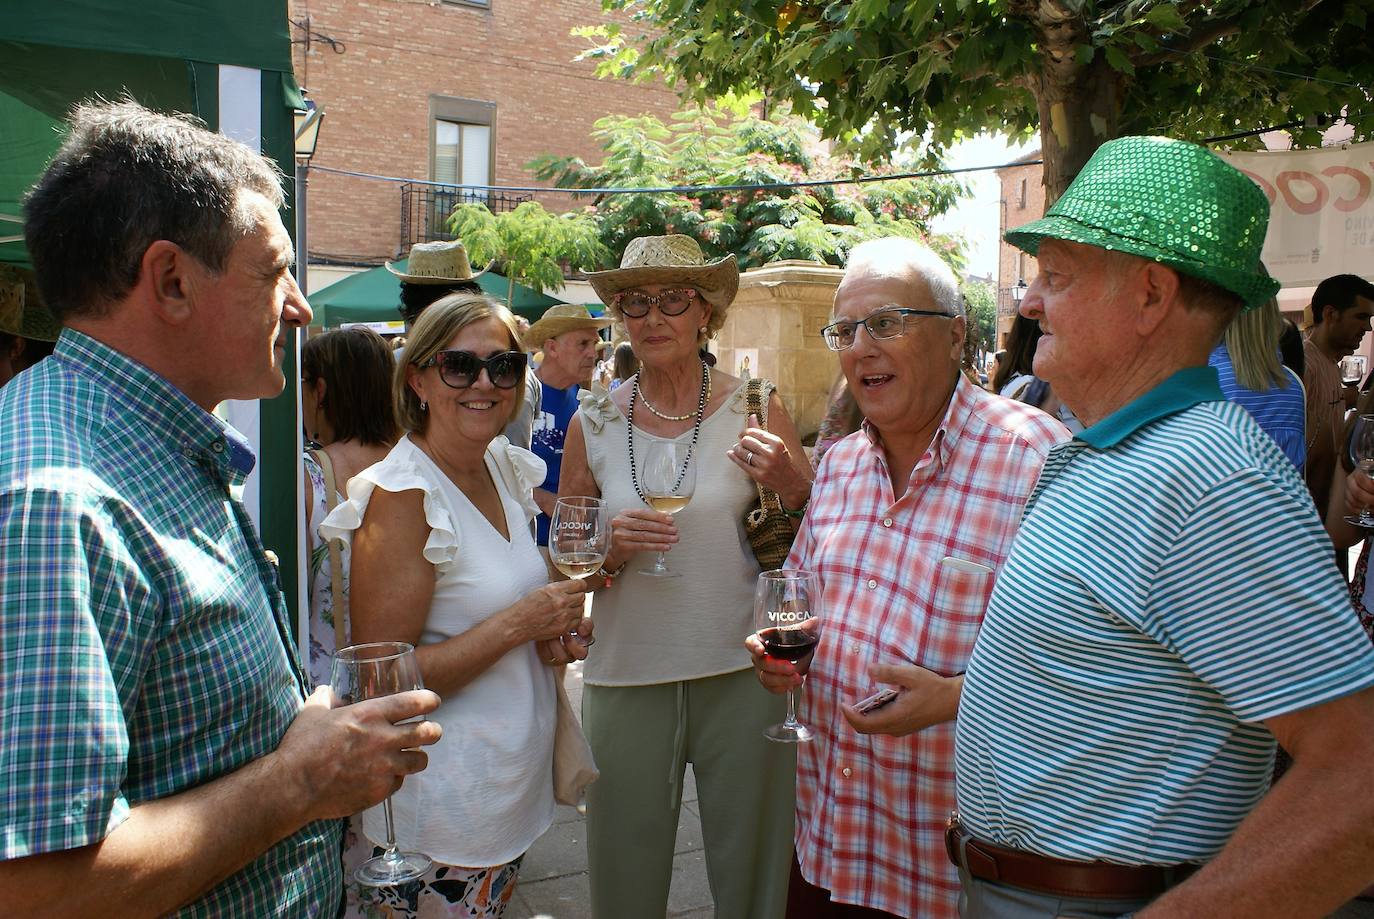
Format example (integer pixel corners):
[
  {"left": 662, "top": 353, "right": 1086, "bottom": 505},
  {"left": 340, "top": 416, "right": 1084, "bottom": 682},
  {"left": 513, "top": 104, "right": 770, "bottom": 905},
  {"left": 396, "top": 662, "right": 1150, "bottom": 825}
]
[{"left": 420, "top": 400, "right": 428, "bottom": 412}]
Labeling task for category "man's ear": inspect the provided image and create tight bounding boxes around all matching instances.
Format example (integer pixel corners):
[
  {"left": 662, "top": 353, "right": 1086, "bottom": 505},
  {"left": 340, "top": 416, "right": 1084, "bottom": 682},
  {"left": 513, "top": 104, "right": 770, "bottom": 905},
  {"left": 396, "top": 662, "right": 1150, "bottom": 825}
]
[
  {"left": 1136, "top": 262, "right": 1182, "bottom": 336},
  {"left": 948, "top": 314, "right": 967, "bottom": 363},
  {"left": 136, "top": 240, "right": 197, "bottom": 325}
]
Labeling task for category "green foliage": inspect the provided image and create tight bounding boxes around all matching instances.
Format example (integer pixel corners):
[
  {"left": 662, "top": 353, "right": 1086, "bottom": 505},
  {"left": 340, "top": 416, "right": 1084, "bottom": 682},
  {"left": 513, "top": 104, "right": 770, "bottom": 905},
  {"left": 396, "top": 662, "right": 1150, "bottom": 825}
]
[
  {"left": 586, "top": 0, "right": 1374, "bottom": 166},
  {"left": 447, "top": 201, "right": 609, "bottom": 296},
  {"left": 960, "top": 279, "right": 997, "bottom": 356},
  {"left": 529, "top": 105, "right": 968, "bottom": 271}
]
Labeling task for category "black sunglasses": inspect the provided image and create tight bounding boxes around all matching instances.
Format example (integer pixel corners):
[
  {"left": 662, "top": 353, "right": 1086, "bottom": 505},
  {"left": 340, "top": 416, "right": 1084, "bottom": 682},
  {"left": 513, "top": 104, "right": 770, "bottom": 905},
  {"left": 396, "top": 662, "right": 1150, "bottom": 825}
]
[{"left": 420, "top": 349, "right": 528, "bottom": 389}]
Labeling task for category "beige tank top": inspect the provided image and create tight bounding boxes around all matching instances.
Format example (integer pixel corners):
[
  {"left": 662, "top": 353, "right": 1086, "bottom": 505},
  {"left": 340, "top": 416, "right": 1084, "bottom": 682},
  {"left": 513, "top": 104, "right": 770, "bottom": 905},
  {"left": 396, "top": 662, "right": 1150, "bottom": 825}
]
[{"left": 579, "top": 381, "right": 762, "bottom": 686}]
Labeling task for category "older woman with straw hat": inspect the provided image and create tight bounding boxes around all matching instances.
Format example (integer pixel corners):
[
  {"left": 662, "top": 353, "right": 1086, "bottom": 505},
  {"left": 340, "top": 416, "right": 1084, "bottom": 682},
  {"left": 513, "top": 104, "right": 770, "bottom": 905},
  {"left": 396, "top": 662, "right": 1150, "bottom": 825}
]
[{"left": 560, "top": 235, "right": 814, "bottom": 919}]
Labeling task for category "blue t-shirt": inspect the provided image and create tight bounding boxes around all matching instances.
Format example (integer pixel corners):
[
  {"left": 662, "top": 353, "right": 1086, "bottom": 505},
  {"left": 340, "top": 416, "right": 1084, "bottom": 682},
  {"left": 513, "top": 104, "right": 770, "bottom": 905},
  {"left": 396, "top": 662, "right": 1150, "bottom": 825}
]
[
  {"left": 531, "top": 381, "right": 581, "bottom": 544},
  {"left": 1208, "top": 342, "right": 1305, "bottom": 471}
]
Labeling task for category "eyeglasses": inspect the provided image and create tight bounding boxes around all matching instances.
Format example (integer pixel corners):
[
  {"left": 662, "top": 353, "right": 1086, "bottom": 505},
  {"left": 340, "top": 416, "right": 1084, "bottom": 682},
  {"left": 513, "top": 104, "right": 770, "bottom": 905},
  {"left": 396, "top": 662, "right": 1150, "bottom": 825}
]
[
  {"left": 612, "top": 288, "right": 699, "bottom": 319},
  {"left": 820, "top": 307, "right": 952, "bottom": 352},
  {"left": 419, "top": 349, "right": 528, "bottom": 389}
]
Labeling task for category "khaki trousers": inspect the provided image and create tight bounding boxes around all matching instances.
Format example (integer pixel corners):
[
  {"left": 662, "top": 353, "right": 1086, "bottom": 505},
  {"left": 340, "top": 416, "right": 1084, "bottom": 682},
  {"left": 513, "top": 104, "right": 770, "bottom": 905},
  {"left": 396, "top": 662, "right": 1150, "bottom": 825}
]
[{"left": 583, "top": 669, "right": 795, "bottom": 919}]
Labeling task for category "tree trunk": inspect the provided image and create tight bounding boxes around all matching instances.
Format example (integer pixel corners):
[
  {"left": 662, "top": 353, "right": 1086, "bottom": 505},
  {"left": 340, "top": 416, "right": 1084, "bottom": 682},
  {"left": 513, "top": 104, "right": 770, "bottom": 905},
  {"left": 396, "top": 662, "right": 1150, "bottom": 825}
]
[{"left": 1025, "top": 1, "right": 1124, "bottom": 206}]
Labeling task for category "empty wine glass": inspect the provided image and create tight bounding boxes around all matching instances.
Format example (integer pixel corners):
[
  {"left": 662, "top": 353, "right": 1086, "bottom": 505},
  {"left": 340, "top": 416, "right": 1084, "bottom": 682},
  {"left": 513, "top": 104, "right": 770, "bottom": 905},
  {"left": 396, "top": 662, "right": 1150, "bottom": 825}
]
[
  {"left": 331, "top": 641, "right": 432, "bottom": 886},
  {"left": 551, "top": 496, "right": 609, "bottom": 646},
  {"left": 1346, "top": 414, "right": 1374, "bottom": 527},
  {"left": 753, "top": 569, "right": 823, "bottom": 743},
  {"left": 639, "top": 439, "right": 696, "bottom": 578},
  {"left": 1341, "top": 356, "right": 1366, "bottom": 387}
]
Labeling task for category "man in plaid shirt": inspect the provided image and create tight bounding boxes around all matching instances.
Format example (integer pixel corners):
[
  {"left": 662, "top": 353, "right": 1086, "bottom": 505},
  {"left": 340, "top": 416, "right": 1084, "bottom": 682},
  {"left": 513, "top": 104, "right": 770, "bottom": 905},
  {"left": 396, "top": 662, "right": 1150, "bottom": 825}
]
[
  {"left": 746, "top": 238, "right": 1066, "bottom": 918},
  {"left": 0, "top": 101, "right": 440, "bottom": 917}
]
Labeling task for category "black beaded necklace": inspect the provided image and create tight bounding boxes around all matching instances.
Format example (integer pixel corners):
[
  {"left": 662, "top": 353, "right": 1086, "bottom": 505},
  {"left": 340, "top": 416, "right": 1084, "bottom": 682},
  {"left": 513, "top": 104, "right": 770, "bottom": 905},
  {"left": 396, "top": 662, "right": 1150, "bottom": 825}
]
[{"left": 627, "top": 360, "right": 709, "bottom": 502}]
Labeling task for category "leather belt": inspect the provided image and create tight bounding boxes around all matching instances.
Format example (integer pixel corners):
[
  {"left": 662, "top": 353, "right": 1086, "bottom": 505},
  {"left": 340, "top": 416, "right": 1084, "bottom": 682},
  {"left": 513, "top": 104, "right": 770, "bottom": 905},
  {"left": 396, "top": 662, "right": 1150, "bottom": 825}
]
[{"left": 945, "top": 814, "right": 1198, "bottom": 901}]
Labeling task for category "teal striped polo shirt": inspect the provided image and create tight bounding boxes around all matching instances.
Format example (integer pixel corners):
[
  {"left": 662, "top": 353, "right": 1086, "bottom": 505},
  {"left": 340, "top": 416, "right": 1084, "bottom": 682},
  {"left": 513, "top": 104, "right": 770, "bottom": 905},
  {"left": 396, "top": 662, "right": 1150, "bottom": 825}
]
[{"left": 955, "top": 367, "right": 1374, "bottom": 866}]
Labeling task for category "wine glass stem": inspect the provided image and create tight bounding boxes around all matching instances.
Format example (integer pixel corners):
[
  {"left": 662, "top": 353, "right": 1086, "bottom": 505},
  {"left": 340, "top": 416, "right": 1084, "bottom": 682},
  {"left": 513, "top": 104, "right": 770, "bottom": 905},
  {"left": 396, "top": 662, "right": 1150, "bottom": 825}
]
[
  {"left": 783, "top": 688, "right": 799, "bottom": 729},
  {"left": 381, "top": 796, "right": 401, "bottom": 863},
  {"left": 654, "top": 550, "right": 668, "bottom": 571}
]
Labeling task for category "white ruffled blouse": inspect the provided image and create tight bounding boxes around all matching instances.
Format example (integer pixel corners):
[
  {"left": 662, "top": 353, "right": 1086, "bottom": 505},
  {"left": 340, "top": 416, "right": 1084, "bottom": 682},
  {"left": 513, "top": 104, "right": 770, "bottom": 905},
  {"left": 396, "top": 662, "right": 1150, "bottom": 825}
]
[{"left": 319, "top": 434, "right": 556, "bottom": 868}]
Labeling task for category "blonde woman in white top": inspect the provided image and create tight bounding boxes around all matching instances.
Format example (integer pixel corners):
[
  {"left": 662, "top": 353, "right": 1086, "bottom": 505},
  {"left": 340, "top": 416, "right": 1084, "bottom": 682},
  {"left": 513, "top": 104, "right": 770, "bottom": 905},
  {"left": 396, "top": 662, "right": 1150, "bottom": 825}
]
[
  {"left": 562, "top": 236, "right": 813, "bottom": 919},
  {"left": 322, "top": 294, "right": 590, "bottom": 919}
]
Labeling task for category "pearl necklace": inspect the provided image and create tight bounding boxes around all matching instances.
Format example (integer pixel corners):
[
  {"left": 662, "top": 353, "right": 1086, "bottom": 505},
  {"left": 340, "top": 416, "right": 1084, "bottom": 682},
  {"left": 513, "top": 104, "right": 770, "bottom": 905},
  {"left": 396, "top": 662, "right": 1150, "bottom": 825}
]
[
  {"left": 627, "top": 360, "right": 709, "bottom": 501},
  {"left": 633, "top": 370, "right": 712, "bottom": 421}
]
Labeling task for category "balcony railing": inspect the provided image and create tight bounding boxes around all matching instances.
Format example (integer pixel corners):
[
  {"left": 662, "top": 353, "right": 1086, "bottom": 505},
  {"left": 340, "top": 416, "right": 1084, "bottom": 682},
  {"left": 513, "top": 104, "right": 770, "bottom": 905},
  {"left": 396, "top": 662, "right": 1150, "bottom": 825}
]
[{"left": 399, "top": 182, "right": 531, "bottom": 251}]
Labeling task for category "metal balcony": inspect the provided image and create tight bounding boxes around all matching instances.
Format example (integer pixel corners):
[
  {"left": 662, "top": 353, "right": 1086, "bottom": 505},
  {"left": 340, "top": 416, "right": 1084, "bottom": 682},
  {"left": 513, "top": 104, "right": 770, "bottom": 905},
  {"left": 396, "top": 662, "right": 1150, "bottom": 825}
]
[{"left": 399, "top": 182, "right": 531, "bottom": 250}]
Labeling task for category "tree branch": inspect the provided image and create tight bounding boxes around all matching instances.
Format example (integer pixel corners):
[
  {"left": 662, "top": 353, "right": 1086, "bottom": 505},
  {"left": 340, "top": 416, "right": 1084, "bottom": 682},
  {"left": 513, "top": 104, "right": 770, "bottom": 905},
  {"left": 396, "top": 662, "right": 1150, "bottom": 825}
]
[{"left": 1135, "top": 15, "right": 1243, "bottom": 67}]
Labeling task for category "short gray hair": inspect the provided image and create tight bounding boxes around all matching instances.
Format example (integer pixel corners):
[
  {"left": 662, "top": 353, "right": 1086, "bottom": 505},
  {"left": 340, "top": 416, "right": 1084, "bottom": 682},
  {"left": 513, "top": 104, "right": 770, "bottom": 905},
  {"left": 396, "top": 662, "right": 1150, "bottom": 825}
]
[
  {"left": 844, "top": 237, "right": 963, "bottom": 317},
  {"left": 23, "top": 99, "right": 284, "bottom": 321}
]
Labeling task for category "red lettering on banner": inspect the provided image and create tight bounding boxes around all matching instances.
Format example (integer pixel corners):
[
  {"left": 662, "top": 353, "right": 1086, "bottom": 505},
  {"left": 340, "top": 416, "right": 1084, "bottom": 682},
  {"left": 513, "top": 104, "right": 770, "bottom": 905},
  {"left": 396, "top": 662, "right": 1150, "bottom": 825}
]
[
  {"left": 1240, "top": 168, "right": 1277, "bottom": 204},
  {"left": 1276, "top": 171, "right": 1328, "bottom": 215},
  {"left": 1320, "top": 165, "right": 1371, "bottom": 213}
]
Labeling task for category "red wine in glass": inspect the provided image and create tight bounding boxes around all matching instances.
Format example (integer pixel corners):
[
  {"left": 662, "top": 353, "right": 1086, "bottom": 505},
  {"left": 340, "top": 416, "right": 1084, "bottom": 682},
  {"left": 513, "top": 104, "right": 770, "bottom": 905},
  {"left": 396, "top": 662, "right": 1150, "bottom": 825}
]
[
  {"left": 753, "top": 569, "right": 823, "bottom": 743},
  {"left": 759, "top": 625, "right": 818, "bottom": 661}
]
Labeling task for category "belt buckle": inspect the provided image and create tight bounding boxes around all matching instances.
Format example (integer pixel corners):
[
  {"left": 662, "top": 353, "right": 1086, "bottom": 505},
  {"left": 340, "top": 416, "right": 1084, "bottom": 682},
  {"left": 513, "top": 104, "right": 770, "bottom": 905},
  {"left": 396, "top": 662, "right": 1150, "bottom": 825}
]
[{"left": 945, "top": 813, "right": 1001, "bottom": 882}]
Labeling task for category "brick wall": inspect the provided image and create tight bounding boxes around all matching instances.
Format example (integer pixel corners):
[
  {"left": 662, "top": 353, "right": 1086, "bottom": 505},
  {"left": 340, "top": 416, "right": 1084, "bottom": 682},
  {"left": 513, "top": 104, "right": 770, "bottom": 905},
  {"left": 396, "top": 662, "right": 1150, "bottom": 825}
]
[
  {"left": 995, "top": 156, "right": 1046, "bottom": 346},
  {"left": 289, "top": 0, "right": 682, "bottom": 265}
]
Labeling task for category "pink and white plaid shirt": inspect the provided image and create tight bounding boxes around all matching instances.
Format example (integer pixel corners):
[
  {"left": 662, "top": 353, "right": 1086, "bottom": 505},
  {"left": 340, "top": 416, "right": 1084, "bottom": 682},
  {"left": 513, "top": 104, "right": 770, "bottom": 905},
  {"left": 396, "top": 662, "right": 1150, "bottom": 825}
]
[{"left": 790, "top": 376, "right": 1066, "bottom": 918}]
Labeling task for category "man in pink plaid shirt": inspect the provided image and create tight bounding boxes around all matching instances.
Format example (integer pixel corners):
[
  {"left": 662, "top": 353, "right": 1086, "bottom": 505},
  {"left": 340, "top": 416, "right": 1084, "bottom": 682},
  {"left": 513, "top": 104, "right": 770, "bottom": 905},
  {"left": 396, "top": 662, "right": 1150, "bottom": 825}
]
[{"left": 746, "top": 237, "right": 1067, "bottom": 918}]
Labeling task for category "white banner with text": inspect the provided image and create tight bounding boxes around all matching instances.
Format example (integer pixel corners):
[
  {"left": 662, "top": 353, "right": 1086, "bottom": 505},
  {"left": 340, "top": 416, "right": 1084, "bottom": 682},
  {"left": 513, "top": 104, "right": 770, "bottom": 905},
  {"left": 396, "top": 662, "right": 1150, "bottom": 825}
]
[{"left": 1223, "top": 141, "right": 1374, "bottom": 289}]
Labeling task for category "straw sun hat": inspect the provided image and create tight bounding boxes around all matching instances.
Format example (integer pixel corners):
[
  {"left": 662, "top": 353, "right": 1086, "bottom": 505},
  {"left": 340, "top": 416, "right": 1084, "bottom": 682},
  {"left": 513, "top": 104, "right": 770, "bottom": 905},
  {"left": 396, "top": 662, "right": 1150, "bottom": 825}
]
[
  {"left": 586, "top": 235, "right": 739, "bottom": 313},
  {"left": 386, "top": 239, "right": 492, "bottom": 285},
  {"left": 523, "top": 304, "right": 613, "bottom": 350},
  {"left": 1005, "top": 135, "right": 1278, "bottom": 310}
]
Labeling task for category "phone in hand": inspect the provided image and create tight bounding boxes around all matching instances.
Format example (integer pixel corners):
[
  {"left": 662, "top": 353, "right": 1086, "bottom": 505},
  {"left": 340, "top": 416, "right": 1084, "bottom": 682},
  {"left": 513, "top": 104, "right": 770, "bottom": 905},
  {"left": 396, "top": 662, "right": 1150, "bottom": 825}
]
[{"left": 853, "top": 688, "right": 900, "bottom": 715}]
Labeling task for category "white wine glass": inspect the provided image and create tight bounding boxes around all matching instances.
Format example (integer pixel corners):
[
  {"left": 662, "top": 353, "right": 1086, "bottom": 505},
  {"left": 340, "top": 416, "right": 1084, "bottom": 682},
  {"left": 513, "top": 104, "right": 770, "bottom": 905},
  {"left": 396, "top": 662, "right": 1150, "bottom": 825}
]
[
  {"left": 753, "top": 569, "right": 823, "bottom": 743},
  {"left": 331, "top": 641, "right": 432, "bottom": 887},
  {"left": 1346, "top": 414, "right": 1374, "bottom": 527},
  {"left": 1341, "top": 356, "right": 1365, "bottom": 387},
  {"left": 550, "top": 496, "right": 609, "bottom": 646},
  {"left": 639, "top": 439, "right": 696, "bottom": 578}
]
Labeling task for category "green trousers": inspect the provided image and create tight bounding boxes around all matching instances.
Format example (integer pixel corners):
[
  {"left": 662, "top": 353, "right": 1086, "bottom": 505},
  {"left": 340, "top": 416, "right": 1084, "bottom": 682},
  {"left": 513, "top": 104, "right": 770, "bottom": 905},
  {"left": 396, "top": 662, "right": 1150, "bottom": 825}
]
[{"left": 583, "top": 669, "right": 796, "bottom": 919}]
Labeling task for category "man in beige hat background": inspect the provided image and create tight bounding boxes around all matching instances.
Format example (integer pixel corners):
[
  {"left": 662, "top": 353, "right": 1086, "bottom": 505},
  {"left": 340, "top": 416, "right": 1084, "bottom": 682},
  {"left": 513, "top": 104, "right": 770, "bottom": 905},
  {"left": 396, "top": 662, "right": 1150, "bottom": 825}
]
[
  {"left": 388, "top": 239, "right": 545, "bottom": 450},
  {"left": 524, "top": 303, "right": 612, "bottom": 544},
  {"left": 387, "top": 238, "right": 488, "bottom": 331},
  {"left": 0, "top": 264, "right": 60, "bottom": 389}
]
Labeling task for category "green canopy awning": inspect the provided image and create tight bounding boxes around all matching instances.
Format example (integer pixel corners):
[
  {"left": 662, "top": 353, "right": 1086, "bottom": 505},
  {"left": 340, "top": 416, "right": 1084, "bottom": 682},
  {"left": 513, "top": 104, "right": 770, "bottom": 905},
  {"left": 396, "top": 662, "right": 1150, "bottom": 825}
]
[
  {"left": 1, "top": 3, "right": 308, "bottom": 629},
  {"left": 309, "top": 261, "right": 568, "bottom": 326}
]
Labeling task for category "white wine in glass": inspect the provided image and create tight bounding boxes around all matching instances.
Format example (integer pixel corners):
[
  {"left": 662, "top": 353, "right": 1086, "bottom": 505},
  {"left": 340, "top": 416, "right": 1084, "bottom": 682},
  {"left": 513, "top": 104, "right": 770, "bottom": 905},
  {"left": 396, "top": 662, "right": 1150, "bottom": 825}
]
[
  {"left": 331, "top": 641, "right": 432, "bottom": 887},
  {"left": 639, "top": 439, "right": 696, "bottom": 578},
  {"left": 550, "top": 496, "right": 609, "bottom": 646},
  {"left": 1346, "top": 414, "right": 1374, "bottom": 527}
]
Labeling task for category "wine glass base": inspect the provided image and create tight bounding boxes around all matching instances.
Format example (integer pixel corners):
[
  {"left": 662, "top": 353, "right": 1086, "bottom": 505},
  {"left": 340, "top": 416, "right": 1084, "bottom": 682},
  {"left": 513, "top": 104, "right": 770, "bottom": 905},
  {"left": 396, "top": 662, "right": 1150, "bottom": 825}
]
[
  {"left": 353, "top": 851, "right": 432, "bottom": 887},
  {"left": 1345, "top": 514, "right": 1374, "bottom": 528},
  {"left": 638, "top": 567, "right": 680, "bottom": 578},
  {"left": 763, "top": 722, "right": 814, "bottom": 743}
]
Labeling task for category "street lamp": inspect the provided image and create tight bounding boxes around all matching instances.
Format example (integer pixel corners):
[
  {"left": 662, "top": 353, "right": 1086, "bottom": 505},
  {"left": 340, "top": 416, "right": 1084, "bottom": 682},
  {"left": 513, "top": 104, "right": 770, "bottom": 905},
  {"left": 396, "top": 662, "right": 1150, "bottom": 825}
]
[
  {"left": 293, "top": 99, "right": 324, "bottom": 296},
  {"left": 1012, "top": 278, "right": 1027, "bottom": 306}
]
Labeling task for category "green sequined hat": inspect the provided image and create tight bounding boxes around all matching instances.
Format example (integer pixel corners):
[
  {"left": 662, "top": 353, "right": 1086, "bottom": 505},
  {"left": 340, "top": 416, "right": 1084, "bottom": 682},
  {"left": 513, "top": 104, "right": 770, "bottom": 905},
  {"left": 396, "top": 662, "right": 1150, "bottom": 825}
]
[{"left": 1005, "top": 135, "right": 1280, "bottom": 309}]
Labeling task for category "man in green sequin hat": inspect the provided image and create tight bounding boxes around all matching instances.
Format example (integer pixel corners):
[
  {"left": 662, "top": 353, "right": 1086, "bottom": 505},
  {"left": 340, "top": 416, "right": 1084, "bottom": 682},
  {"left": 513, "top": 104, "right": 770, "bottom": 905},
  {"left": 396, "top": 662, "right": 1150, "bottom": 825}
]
[{"left": 950, "top": 135, "right": 1374, "bottom": 919}]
